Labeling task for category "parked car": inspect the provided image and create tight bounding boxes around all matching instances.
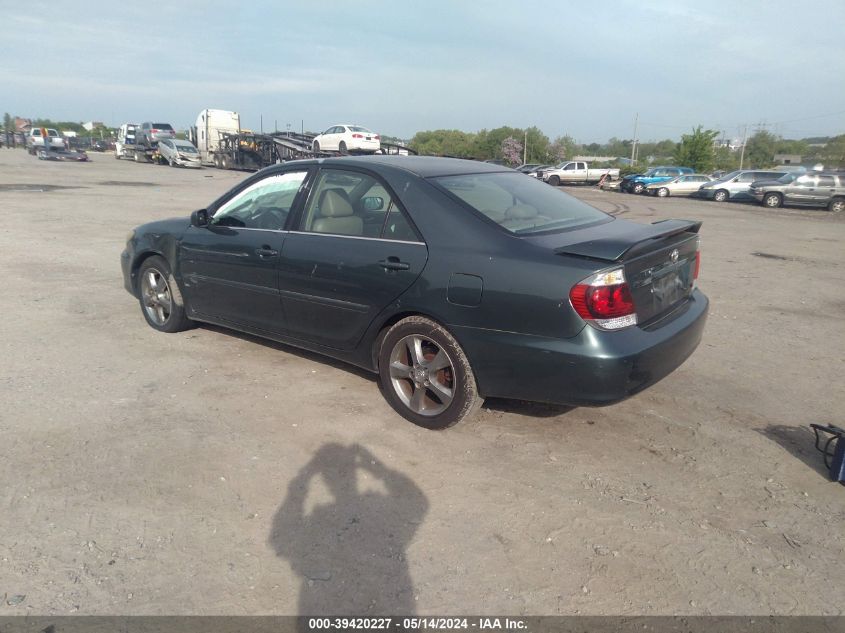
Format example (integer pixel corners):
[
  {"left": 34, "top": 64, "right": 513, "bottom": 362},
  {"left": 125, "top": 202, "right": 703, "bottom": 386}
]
[
  {"left": 515, "top": 163, "right": 542, "bottom": 173},
  {"left": 312, "top": 124, "right": 380, "bottom": 154},
  {"left": 541, "top": 161, "right": 620, "bottom": 186},
  {"left": 749, "top": 172, "right": 845, "bottom": 212},
  {"left": 620, "top": 167, "right": 694, "bottom": 194},
  {"left": 158, "top": 139, "right": 202, "bottom": 168},
  {"left": 122, "top": 156, "right": 708, "bottom": 429},
  {"left": 27, "top": 128, "right": 64, "bottom": 153},
  {"left": 645, "top": 174, "right": 713, "bottom": 197},
  {"left": 136, "top": 122, "right": 176, "bottom": 147},
  {"left": 526, "top": 164, "right": 553, "bottom": 178},
  {"left": 698, "top": 169, "right": 789, "bottom": 202}
]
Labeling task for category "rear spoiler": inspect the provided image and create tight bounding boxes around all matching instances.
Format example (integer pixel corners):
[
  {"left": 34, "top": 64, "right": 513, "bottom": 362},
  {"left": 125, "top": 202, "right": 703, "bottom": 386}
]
[{"left": 554, "top": 219, "right": 702, "bottom": 261}]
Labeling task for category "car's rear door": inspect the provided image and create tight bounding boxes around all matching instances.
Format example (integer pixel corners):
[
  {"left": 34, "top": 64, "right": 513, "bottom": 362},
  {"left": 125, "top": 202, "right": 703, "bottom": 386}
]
[
  {"left": 179, "top": 169, "right": 311, "bottom": 334},
  {"left": 278, "top": 167, "right": 428, "bottom": 350}
]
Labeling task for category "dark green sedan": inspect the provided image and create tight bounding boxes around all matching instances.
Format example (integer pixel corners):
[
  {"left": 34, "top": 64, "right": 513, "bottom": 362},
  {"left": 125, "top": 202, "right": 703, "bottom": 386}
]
[{"left": 121, "top": 156, "right": 708, "bottom": 429}]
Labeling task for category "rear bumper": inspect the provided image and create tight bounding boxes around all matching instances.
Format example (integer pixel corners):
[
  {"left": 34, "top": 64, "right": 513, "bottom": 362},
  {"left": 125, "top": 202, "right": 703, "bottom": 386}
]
[{"left": 452, "top": 290, "right": 709, "bottom": 406}]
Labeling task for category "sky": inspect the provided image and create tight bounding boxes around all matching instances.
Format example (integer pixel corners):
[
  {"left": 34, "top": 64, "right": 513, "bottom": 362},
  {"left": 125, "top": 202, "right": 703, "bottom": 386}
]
[{"left": 3, "top": 0, "right": 845, "bottom": 143}]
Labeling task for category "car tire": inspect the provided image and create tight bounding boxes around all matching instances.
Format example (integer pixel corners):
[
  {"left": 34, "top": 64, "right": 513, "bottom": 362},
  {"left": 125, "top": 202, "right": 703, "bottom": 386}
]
[
  {"left": 548, "top": 175, "right": 560, "bottom": 186},
  {"left": 828, "top": 198, "right": 845, "bottom": 213},
  {"left": 632, "top": 182, "right": 645, "bottom": 194},
  {"left": 657, "top": 187, "right": 669, "bottom": 197},
  {"left": 137, "top": 256, "right": 194, "bottom": 334},
  {"left": 312, "top": 141, "right": 320, "bottom": 153},
  {"left": 339, "top": 141, "right": 348, "bottom": 155},
  {"left": 763, "top": 192, "right": 782, "bottom": 208},
  {"left": 378, "top": 316, "right": 482, "bottom": 430},
  {"left": 221, "top": 154, "right": 231, "bottom": 169},
  {"left": 713, "top": 189, "right": 729, "bottom": 202},
  {"left": 168, "top": 157, "right": 175, "bottom": 167}
]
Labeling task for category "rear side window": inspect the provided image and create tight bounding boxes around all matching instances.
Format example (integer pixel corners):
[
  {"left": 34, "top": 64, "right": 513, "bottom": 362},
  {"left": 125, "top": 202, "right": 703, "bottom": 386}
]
[
  {"left": 433, "top": 172, "right": 608, "bottom": 235},
  {"left": 818, "top": 175, "right": 835, "bottom": 187}
]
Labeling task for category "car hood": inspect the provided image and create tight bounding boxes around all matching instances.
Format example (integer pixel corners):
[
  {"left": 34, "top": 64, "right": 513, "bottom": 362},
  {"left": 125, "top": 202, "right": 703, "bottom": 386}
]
[{"left": 136, "top": 216, "right": 190, "bottom": 238}]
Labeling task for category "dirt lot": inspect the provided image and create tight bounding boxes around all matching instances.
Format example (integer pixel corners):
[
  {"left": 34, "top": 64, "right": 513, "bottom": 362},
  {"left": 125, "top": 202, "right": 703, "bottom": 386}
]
[{"left": 0, "top": 149, "right": 843, "bottom": 616}]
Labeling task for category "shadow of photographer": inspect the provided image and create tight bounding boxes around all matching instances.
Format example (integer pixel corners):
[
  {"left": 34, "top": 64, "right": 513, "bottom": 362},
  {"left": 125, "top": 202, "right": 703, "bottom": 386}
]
[{"left": 269, "top": 443, "right": 428, "bottom": 615}]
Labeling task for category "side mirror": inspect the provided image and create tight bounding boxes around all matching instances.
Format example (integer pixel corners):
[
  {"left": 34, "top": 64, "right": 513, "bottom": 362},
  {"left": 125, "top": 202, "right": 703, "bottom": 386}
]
[
  {"left": 191, "top": 209, "right": 209, "bottom": 227},
  {"left": 362, "top": 196, "right": 385, "bottom": 211}
]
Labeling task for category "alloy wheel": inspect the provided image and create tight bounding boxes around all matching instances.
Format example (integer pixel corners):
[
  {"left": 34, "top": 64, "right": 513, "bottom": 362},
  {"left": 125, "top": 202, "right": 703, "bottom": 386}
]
[
  {"left": 141, "top": 268, "right": 173, "bottom": 326},
  {"left": 388, "top": 334, "right": 455, "bottom": 416}
]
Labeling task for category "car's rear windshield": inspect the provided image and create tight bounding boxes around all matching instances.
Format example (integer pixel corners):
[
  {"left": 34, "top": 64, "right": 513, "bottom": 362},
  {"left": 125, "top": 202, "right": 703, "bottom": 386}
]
[
  {"left": 153, "top": 123, "right": 173, "bottom": 130},
  {"left": 432, "top": 172, "right": 609, "bottom": 235},
  {"left": 348, "top": 126, "right": 372, "bottom": 133}
]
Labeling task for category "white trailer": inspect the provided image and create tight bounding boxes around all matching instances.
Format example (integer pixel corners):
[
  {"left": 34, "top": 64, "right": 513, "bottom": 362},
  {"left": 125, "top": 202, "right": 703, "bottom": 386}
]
[{"left": 191, "top": 109, "right": 240, "bottom": 166}]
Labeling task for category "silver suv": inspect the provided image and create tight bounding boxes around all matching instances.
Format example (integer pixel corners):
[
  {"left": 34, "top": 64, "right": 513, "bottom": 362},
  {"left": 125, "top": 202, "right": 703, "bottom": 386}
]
[
  {"left": 136, "top": 122, "right": 176, "bottom": 147},
  {"left": 699, "top": 169, "right": 788, "bottom": 202}
]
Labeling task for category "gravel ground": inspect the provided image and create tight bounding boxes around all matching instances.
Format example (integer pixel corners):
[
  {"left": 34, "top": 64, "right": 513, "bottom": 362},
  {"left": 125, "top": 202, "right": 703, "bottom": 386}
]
[{"left": 0, "top": 149, "right": 843, "bottom": 616}]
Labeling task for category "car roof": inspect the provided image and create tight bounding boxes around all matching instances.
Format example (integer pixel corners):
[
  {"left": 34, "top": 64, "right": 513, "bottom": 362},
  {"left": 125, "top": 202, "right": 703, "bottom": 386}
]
[{"left": 276, "top": 155, "right": 511, "bottom": 178}]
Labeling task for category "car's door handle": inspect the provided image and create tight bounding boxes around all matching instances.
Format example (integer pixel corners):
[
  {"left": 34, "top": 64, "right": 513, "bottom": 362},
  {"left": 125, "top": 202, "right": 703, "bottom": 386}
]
[
  {"left": 255, "top": 246, "right": 279, "bottom": 258},
  {"left": 379, "top": 257, "right": 410, "bottom": 271}
]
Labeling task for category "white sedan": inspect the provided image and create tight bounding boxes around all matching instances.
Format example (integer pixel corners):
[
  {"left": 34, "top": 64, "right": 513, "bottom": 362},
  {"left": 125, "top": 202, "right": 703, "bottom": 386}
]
[
  {"left": 312, "top": 124, "right": 380, "bottom": 154},
  {"left": 645, "top": 174, "right": 712, "bottom": 197},
  {"left": 159, "top": 139, "right": 202, "bottom": 168}
]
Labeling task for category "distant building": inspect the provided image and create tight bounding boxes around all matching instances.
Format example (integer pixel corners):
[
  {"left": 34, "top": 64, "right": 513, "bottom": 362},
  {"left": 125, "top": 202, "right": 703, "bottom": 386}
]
[
  {"left": 15, "top": 117, "right": 32, "bottom": 132},
  {"left": 83, "top": 121, "right": 104, "bottom": 131},
  {"left": 774, "top": 153, "right": 802, "bottom": 165}
]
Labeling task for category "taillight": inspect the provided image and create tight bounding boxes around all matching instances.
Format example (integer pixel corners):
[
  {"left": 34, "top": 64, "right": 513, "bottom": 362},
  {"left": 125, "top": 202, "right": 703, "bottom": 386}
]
[
  {"left": 374, "top": 135, "right": 380, "bottom": 140},
  {"left": 151, "top": 128, "right": 159, "bottom": 133},
  {"left": 693, "top": 251, "right": 701, "bottom": 281},
  {"left": 569, "top": 267, "right": 637, "bottom": 330},
  {"left": 352, "top": 133, "right": 364, "bottom": 138}
]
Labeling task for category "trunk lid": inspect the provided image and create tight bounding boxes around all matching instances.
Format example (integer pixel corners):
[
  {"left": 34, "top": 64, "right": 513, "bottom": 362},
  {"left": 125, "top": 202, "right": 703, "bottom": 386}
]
[{"left": 529, "top": 218, "right": 702, "bottom": 326}]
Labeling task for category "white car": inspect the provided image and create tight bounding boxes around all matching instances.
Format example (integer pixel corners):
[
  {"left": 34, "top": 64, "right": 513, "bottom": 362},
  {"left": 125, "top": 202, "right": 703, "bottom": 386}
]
[
  {"left": 158, "top": 139, "right": 202, "bottom": 168},
  {"left": 312, "top": 124, "right": 380, "bottom": 154}
]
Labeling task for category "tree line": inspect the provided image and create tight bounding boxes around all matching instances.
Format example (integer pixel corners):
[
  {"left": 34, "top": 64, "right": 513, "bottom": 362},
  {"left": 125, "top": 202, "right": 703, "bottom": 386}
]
[{"left": 407, "top": 125, "right": 845, "bottom": 173}]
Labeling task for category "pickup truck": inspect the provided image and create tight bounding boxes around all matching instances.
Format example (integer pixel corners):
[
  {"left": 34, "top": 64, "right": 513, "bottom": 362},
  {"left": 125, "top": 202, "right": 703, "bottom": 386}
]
[{"left": 540, "top": 161, "right": 620, "bottom": 186}]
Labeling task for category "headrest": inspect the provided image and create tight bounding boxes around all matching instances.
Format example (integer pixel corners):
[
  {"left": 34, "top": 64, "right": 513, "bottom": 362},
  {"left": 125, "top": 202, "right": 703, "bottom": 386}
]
[
  {"left": 505, "top": 203, "right": 538, "bottom": 220},
  {"left": 318, "top": 189, "right": 353, "bottom": 218}
]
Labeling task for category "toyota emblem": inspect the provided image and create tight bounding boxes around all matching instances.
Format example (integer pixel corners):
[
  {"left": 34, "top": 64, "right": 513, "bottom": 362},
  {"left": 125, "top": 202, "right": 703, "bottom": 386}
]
[{"left": 670, "top": 249, "right": 679, "bottom": 263}]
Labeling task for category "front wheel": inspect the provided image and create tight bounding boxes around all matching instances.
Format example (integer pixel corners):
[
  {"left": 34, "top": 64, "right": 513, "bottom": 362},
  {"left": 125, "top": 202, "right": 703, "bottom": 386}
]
[
  {"left": 137, "top": 256, "right": 194, "bottom": 333},
  {"left": 548, "top": 175, "right": 560, "bottom": 186},
  {"left": 713, "top": 189, "right": 729, "bottom": 202},
  {"left": 763, "top": 192, "right": 782, "bottom": 208},
  {"left": 378, "top": 316, "right": 481, "bottom": 429},
  {"left": 829, "top": 198, "right": 845, "bottom": 213},
  {"left": 312, "top": 141, "right": 320, "bottom": 153}
]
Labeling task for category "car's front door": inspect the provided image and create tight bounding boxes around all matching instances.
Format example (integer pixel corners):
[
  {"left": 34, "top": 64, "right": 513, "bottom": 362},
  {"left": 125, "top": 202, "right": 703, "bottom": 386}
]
[
  {"left": 178, "top": 169, "right": 310, "bottom": 334},
  {"left": 278, "top": 167, "right": 428, "bottom": 350},
  {"left": 784, "top": 174, "right": 817, "bottom": 205}
]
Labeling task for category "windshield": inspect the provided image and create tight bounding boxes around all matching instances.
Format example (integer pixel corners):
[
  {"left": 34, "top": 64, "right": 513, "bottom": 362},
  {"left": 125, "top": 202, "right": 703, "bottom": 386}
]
[
  {"left": 716, "top": 170, "right": 741, "bottom": 182},
  {"left": 175, "top": 143, "right": 197, "bottom": 153},
  {"left": 432, "top": 172, "right": 609, "bottom": 235}
]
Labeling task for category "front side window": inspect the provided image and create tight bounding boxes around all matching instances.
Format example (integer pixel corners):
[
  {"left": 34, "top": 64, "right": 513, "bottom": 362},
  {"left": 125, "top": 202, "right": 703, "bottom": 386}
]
[
  {"left": 298, "top": 169, "right": 418, "bottom": 241},
  {"left": 795, "top": 175, "right": 816, "bottom": 187},
  {"left": 433, "top": 172, "right": 608, "bottom": 235},
  {"left": 212, "top": 171, "right": 307, "bottom": 230}
]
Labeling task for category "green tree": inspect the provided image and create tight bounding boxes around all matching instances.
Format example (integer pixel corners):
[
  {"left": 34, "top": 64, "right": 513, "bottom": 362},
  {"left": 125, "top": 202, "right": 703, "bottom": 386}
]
[
  {"left": 672, "top": 126, "right": 718, "bottom": 172},
  {"left": 548, "top": 135, "right": 578, "bottom": 162},
  {"left": 743, "top": 130, "right": 778, "bottom": 168},
  {"left": 818, "top": 134, "right": 845, "bottom": 168}
]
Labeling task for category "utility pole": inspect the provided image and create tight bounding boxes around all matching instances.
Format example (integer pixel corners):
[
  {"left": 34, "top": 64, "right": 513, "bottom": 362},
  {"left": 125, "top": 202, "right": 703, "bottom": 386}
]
[
  {"left": 739, "top": 124, "right": 749, "bottom": 170},
  {"left": 523, "top": 129, "right": 527, "bottom": 165},
  {"left": 260, "top": 114, "right": 263, "bottom": 134},
  {"left": 630, "top": 113, "right": 639, "bottom": 165}
]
